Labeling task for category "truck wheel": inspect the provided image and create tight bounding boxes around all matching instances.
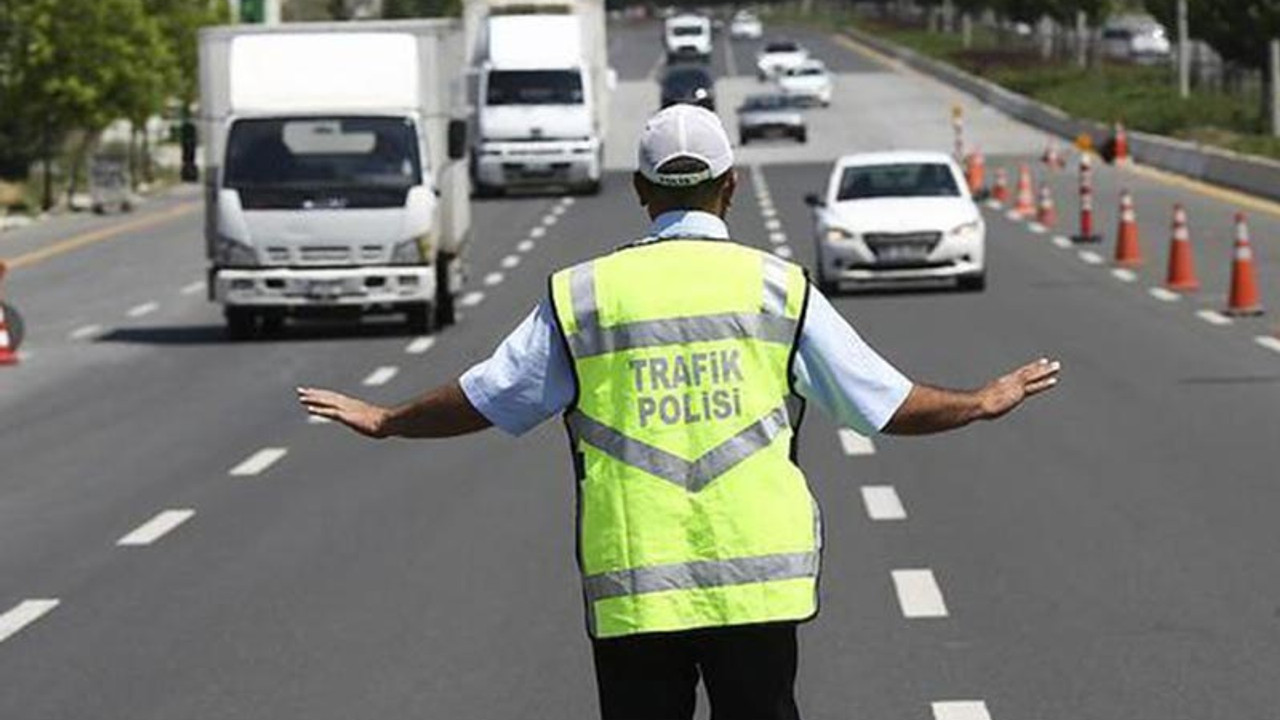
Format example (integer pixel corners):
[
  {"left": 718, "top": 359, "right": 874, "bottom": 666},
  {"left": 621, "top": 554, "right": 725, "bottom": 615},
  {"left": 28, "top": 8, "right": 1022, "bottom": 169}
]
[
  {"left": 434, "top": 255, "right": 456, "bottom": 328},
  {"left": 224, "top": 308, "right": 258, "bottom": 341},
  {"left": 405, "top": 302, "right": 434, "bottom": 334},
  {"left": 259, "top": 312, "right": 285, "bottom": 336}
]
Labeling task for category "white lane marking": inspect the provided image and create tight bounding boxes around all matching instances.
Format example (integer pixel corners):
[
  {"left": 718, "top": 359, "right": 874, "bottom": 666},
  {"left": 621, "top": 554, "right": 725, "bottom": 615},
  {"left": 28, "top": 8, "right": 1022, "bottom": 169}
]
[
  {"left": 891, "top": 568, "right": 949, "bottom": 618},
  {"left": 530, "top": 226, "right": 546, "bottom": 239},
  {"left": 307, "top": 414, "right": 332, "bottom": 424},
  {"left": 760, "top": 206, "right": 777, "bottom": 219},
  {"left": 932, "top": 700, "right": 993, "bottom": 720},
  {"left": 764, "top": 218, "right": 782, "bottom": 232},
  {"left": 69, "top": 324, "right": 103, "bottom": 341},
  {"left": 772, "top": 245, "right": 794, "bottom": 259},
  {"left": 501, "top": 254, "right": 521, "bottom": 269},
  {"left": 541, "top": 214, "right": 558, "bottom": 227},
  {"left": 483, "top": 271, "right": 505, "bottom": 287},
  {"left": 363, "top": 365, "right": 399, "bottom": 386},
  {"left": 117, "top": 509, "right": 195, "bottom": 546},
  {"left": 984, "top": 199, "right": 1002, "bottom": 209},
  {"left": 1027, "top": 222, "right": 1046, "bottom": 234},
  {"left": 1052, "top": 235, "right": 1072, "bottom": 248},
  {"left": 1255, "top": 336, "right": 1280, "bottom": 354},
  {"left": 180, "top": 280, "right": 206, "bottom": 296},
  {"left": 1078, "top": 250, "right": 1104, "bottom": 265},
  {"left": 460, "top": 291, "right": 485, "bottom": 307},
  {"left": 127, "top": 301, "right": 159, "bottom": 318},
  {"left": 1196, "top": 309, "right": 1233, "bottom": 326},
  {"left": 405, "top": 336, "right": 436, "bottom": 354},
  {"left": 229, "top": 447, "right": 288, "bottom": 477},
  {"left": 0, "top": 599, "right": 59, "bottom": 644},
  {"left": 860, "top": 485, "right": 906, "bottom": 521},
  {"left": 551, "top": 204, "right": 567, "bottom": 216},
  {"left": 561, "top": 196, "right": 576, "bottom": 207},
  {"left": 517, "top": 239, "right": 536, "bottom": 253},
  {"left": 768, "top": 232, "right": 787, "bottom": 245},
  {"left": 1111, "top": 268, "right": 1137, "bottom": 283},
  {"left": 838, "top": 428, "right": 876, "bottom": 456},
  {"left": 1005, "top": 210, "right": 1025, "bottom": 221},
  {"left": 1148, "top": 287, "right": 1180, "bottom": 302}
]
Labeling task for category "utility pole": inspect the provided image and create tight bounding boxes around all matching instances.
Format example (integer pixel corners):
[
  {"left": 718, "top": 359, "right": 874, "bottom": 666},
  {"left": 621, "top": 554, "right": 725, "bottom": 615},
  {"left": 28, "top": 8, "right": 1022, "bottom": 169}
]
[
  {"left": 1075, "top": 10, "right": 1087, "bottom": 69},
  {"left": 1177, "top": 0, "right": 1190, "bottom": 99},
  {"left": 1270, "top": 39, "right": 1280, "bottom": 137}
]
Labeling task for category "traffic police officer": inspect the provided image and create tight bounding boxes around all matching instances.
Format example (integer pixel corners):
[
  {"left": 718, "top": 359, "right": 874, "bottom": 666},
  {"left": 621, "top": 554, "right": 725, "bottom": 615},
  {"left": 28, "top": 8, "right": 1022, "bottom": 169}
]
[{"left": 298, "top": 105, "right": 1061, "bottom": 719}]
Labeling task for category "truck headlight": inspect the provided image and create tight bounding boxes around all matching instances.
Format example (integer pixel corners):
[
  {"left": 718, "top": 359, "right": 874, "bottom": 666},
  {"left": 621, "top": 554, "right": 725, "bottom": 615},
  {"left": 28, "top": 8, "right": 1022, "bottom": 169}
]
[
  {"left": 948, "top": 220, "right": 982, "bottom": 238},
  {"left": 391, "top": 234, "right": 431, "bottom": 265},
  {"left": 825, "top": 227, "right": 856, "bottom": 243},
  {"left": 215, "top": 236, "right": 258, "bottom": 267}
]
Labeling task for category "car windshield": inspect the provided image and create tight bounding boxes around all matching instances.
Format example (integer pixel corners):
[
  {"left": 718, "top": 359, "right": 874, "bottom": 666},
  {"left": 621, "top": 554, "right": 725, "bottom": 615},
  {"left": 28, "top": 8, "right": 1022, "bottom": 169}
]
[
  {"left": 664, "top": 69, "right": 712, "bottom": 92},
  {"left": 765, "top": 42, "right": 799, "bottom": 53},
  {"left": 789, "top": 66, "right": 824, "bottom": 77},
  {"left": 486, "top": 70, "right": 584, "bottom": 106},
  {"left": 836, "top": 163, "right": 960, "bottom": 200},
  {"left": 672, "top": 25, "right": 705, "bottom": 36},
  {"left": 224, "top": 116, "right": 421, "bottom": 190},
  {"left": 741, "top": 95, "right": 797, "bottom": 111}
]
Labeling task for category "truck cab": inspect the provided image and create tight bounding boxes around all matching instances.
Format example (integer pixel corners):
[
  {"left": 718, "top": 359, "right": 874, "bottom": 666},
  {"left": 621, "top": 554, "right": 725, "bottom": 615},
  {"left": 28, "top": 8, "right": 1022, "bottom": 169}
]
[{"left": 664, "top": 14, "right": 712, "bottom": 63}]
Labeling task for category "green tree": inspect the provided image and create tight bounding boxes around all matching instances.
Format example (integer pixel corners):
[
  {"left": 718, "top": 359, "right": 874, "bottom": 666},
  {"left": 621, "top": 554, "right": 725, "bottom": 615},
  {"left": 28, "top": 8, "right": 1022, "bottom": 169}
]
[{"left": 383, "top": 0, "right": 462, "bottom": 18}]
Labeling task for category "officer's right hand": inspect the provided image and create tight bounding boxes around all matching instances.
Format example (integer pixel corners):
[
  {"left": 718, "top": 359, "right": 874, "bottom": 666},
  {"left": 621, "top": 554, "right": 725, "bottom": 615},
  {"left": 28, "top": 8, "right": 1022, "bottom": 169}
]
[{"left": 296, "top": 387, "right": 391, "bottom": 438}]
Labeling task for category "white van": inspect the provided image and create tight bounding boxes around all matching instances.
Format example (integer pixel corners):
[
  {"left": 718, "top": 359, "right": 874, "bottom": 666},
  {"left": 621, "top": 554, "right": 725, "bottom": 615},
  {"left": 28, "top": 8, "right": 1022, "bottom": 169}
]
[{"left": 665, "top": 14, "right": 712, "bottom": 62}]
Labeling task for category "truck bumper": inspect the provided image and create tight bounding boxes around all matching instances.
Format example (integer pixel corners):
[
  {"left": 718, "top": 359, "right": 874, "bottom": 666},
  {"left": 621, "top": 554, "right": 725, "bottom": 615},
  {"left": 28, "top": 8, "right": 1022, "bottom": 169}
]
[
  {"left": 473, "top": 139, "right": 601, "bottom": 189},
  {"left": 213, "top": 266, "right": 436, "bottom": 308}
]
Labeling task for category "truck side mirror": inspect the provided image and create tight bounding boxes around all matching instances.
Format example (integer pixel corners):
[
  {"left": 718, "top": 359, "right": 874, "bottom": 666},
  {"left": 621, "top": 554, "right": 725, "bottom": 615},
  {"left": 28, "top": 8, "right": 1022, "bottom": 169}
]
[
  {"left": 447, "top": 119, "right": 467, "bottom": 161},
  {"left": 804, "top": 193, "right": 824, "bottom": 208}
]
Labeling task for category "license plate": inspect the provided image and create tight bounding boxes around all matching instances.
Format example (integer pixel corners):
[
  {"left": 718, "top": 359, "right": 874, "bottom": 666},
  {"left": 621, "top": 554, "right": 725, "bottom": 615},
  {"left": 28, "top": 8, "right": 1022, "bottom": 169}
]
[
  {"left": 878, "top": 245, "right": 928, "bottom": 262},
  {"left": 522, "top": 163, "right": 553, "bottom": 177},
  {"left": 306, "top": 279, "right": 345, "bottom": 299}
]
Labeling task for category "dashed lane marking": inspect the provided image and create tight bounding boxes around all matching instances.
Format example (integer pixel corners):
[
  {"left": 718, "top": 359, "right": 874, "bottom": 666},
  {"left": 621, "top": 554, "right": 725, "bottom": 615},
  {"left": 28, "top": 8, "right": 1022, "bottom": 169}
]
[
  {"left": 1196, "top": 309, "right": 1233, "bottom": 326},
  {"left": 1004, "top": 210, "right": 1025, "bottom": 221},
  {"left": 838, "top": 428, "right": 876, "bottom": 456},
  {"left": 860, "top": 485, "right": 907, "bottom": 521},
  {"left": 1027, "top": 222, "right": 1046, "bottom": 234},
  {"left": 1255, "top": 335, "right": 1280, "bottom": 354},
  {"left": 1111, "top": 268, "right": 1137, "bottom": 283},
  {"left": 127, "top": 301, "right": 159, "bottom": 318},
  {"left": 1052, "top": 235, "right": 1072, "bottom": 248},
  {"left": 1148, "top": 287, "right": 1180, "bottom": 302},
  {"left": 69, "top": 324, "right": 103, "bottom": 341},
  {"left": 229, "top": 447, "right": 288, "bottom": 477},
  {"left": 541, "top": 214, "right": 559, "bottom": 226},
  {"left": 501, "top": 254, "right": 521, "bottom": 269},
  {"left": 561, "top": 196, "right": 576, "bottom": 207},
  {"left": 517, "top": 239, "right": 536, "bottom": 252},
  {"left": 551, "top": 204, "right": 567, "bottom": 216},
  {"left": 460, "top": 291, "right": 485, "bottom": 307},
  {"left": 180, "top": 280, "right": 206, "bottom": 296},
  {"left": 530, "top": 226, "right": 547, "bottom": 239},
  {"left": 891, "top": 568, "right": 949, "bottom": 618},
  {"left": 405, "top": 336, "right": 436, "bottom": 354},
  {"left": 768, "top": 232, "right": 787, "bottom": 245},
  {"left": 760, "top": 206, "right": 777, "bottom": 219},
  {"left": 1078, "top": 250, "right": 1104, "bottom": 265},
  {"left": 483, "top": 271, "right": 504, "bottom": 287},
  {"left": 764, "top": 218, "right": 782, "bottom": 231},
  {"left": 773, "top": 245, "right": 794, "bottom": 259},
  {"left": 0, "top": 599, "right": 60, "bottom": 644},
  {"left": 363, "top": 366, "right": 399, "bottom": 386},
  {"left": 985, "top": 199, "right": 1002, "bottom": 210},
  {"left": 117, "top": 509, "right": 195, "bottom": 546},
  {"left": 932, "top": 700, "right": 993, "bottom": 720}
]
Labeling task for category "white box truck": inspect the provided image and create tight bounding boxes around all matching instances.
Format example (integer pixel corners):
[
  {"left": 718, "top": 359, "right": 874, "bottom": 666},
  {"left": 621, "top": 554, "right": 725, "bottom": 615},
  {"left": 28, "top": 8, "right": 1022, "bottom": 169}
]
[
  {"left": 198, "top": 20, "right": 471, "bottom": 338},
  {"left": 464, "top": 0, "right": 612, "bottom": 196}
]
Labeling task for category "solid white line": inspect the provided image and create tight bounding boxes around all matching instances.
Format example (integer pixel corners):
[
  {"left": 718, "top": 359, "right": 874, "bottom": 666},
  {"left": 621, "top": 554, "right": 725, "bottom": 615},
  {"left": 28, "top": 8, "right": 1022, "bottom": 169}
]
[
  {"left": 772, "top": 245, "right": 794, "bottom": 259},
  {"left": 768, "top": 231, "right": 787, "bottom": 245},
  {"left": 1111, "top": 268, "right": 1137, "bottom": 283},
  {"left": 501, "top": 254, "right": 521, "bottom": 269},
  {"left": 541, "top": 214, "right": 558, "bottom": 226},
  {"left": 363, "top": 365, "right": 399, "bottom": 386},
  {"left": 1196, "top": 309, "right": 1233, "bottom": 326},
  {"left": 891, "top": 568, "right": 949, "bottom": 618},
  {"left": 483, "top": 271, "right": 504, "bottom": 287},
  {"left": 860, "top": 485, "right": 906, "bottom": 521},
  {"left": 932, "top": 700, "right": 992, "bottom": 720},
  {"left": 117, "top": 509, "right": 194, "bottom": 546},
  {"left": 1078, "top": 250, "right": 1104, "bottom": 265},
  {"left": 405, "top": 336, "right": 436, "bottom": 354},
  {"left": 1052, "top": 235, "right": 1072, "bottom": 249},
  {"left": 764, "top": 218, "right": 782, "bottom": 231},
  {"left": 529, "top": 226, "right": 546, "bottom": 239},
  {"left": 127, "top": 301, "right": 159, "bottom": 318},
  {"left": 1148, "top": 287, "right": 1180, "bottom": 302},
  {"left": 517, "top": 239, "right": 536, "bottom": 252},
  {"left": 229, "top": 447, "right": 288, "bottom": 477},
  {"left": 69, "top": 324, "right": 103, "bottom": 341},
  {"left": 838, "top": 428, "right": 876, "bottom": 456},
  {"left": 460, "top": 291, "right": 485, "bottom": 307},
  {"left": 1027, "top": 222, "right": 1046, "bottom": 234},
  {"left": 180, "top": 280, "right": 206, "bottom": 296},
  {"left": 1255, "top": 336, "right": 1280, "bottom": 354},
  {"left": 0, "top": 599, "right": 59, "bottom": 644}
]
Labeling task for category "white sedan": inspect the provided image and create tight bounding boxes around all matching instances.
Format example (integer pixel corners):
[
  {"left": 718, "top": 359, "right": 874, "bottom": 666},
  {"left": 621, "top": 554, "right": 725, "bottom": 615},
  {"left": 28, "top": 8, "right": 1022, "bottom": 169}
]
[
  {"left": 756, "top": 40, "right": 808, "bottom": 80},
  {"left": 806, "top": 151, "right": 986, "bottom": 292},
  {"left": 777, "top": 59, "right": 832, "bottom": 107},
  {"left": 730, "top": 12, "right": 762, "bottom": 40}
]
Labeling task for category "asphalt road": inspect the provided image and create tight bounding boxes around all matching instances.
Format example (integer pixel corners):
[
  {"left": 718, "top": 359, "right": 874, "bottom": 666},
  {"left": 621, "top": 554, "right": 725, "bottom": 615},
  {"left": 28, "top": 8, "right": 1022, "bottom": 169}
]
[{"left": 2, "top": 19, "right": 1279, "bottom": 720}]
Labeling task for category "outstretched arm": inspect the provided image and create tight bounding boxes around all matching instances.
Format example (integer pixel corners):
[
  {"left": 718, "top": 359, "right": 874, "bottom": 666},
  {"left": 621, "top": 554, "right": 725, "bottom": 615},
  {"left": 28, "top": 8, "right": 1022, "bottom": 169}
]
[
  {"left": 883, "top": 358, "right": 1061, "bottom": 435},
  {"left": 297, "top": 381, "right": 492, "bottom": 439}
]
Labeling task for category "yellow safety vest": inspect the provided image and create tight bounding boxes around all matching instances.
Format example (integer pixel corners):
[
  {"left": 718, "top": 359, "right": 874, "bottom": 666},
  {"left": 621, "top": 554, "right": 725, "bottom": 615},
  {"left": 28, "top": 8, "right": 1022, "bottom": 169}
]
[{"left": 549, "top": 239, "right": 821, "bottom": 639}]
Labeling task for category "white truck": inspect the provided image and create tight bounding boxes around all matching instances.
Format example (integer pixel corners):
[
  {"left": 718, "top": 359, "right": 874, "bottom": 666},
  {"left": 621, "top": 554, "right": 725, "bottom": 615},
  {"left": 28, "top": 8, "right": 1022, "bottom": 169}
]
[
  {"left": 198, "top": 20, "right": 471, "bottom": 339},
  {"left": 464, "top": 0, "right": 611, "bottom": 196},
  {"left": 664, "top": 14, "right": 712, "bottom": 62}
]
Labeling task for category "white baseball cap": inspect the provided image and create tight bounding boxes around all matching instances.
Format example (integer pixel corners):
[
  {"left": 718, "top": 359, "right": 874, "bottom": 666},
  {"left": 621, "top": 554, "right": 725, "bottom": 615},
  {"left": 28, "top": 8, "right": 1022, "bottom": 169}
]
[{"left": 637, "top": 104, "right": 735, "bottom": 187}]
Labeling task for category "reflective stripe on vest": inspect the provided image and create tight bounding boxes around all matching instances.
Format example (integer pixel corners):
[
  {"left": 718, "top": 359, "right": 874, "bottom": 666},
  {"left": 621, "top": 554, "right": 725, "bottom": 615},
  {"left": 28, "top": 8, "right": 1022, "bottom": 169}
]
[{"left": 583, "top": 550, "right": 820, "bottom": 603}]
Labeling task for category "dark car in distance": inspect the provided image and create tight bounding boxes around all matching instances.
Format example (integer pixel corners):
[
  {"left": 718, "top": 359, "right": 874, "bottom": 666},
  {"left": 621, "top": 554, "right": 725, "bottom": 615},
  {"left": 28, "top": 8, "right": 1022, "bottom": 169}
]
[{"left": 659, "top": 65, "right": 716, "bottom": 111}]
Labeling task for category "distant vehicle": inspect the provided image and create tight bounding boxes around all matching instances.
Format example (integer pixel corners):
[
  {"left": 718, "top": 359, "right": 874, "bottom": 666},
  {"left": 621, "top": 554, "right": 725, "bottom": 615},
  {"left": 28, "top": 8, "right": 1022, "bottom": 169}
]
[
  {"left": 729, "top": 11, "right": 762, "bottom": 40},
  {"left": 660, "top": 65, "right": 716, "bottom": 111},
  {"left": 777, "top": 59, "right": 831, "bottom": 107},
  {"left": 664, "top": 14, "right": 712, "bottom": 62},
  {"left": 198, "top": 20, "right": 472, "bottom": 339},
  {"left": 805, "top": 151, "right": 985, "bottom": 293},
  {"left": 756, "top": 39, "right": 808, "bottom": 80},
  {"left": 89, "top": 156, "right": 133, "bottom": 214},
  {"left": 737, "top": 94, "right": 806, "bottom": 145},
  {"left": 1101, "top": 15, "right": 1172, "bottom": 63},
  {"left": 465, "top": 0, "right": 612, "bottom": 196}
]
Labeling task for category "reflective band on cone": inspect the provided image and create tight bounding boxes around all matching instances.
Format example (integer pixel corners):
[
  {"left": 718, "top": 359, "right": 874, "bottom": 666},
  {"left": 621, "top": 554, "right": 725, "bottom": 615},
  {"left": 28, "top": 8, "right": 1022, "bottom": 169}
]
[
  {"left": 1036, "top": 184, "right": 1057, "bottom": 228},
  {"left": 1013, "top": 164, "right": 1035, "bottom": 218},
  {"left": 1114, "top": 190, "right": 1143, "bottom": 267}
]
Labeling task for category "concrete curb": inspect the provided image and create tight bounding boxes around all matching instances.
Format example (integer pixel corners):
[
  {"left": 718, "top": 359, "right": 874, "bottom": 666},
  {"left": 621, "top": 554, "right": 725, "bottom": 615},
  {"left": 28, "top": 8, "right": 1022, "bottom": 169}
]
[{"left": 842, "top": 25, "right": 1280, "bottom": 203}]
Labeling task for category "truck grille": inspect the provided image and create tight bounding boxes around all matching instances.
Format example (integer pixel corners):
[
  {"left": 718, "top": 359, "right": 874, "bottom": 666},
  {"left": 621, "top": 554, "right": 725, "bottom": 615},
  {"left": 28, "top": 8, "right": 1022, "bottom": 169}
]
[{"left": 300, "top": 246, "right": 352, "bottom": 263}]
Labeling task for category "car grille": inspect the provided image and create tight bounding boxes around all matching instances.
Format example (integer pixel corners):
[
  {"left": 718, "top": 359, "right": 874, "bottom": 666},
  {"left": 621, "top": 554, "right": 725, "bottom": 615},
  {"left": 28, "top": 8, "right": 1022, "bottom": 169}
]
[{"left": 863, "top": 232, "right": 942, "bottom": 264}]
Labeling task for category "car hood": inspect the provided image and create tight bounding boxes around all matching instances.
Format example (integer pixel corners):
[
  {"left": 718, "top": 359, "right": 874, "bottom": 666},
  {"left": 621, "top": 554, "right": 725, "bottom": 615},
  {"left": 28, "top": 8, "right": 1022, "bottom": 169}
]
[
  {"left": 757, "top": 51, "right": 807, "bottom": 67},
  {"left": 824, "top": 197, "right": 977, "bottom": 233},
  {"left": 780, "top": 75, "right": 830, "bottom": 89}
]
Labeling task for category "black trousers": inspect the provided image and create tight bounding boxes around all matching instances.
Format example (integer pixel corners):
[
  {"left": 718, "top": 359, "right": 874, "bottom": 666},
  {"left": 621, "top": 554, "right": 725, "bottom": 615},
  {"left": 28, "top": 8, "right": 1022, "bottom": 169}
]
[{"left": 591, "top": 622, "right": 802, "bottom": 720}]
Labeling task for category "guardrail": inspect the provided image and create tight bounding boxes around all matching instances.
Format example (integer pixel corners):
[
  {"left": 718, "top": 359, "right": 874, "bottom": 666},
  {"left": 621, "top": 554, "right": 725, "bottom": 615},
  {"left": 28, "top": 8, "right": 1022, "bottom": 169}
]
[{"left": 843, "top": 25, "right": 1280, "bottom": 203}]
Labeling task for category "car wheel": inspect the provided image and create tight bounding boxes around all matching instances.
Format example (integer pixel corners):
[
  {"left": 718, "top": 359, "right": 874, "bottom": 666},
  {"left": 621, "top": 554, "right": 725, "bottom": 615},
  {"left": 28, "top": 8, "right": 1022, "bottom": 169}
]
[
  {"left": 224, "top": 307, "right": 258, "bottom": 341},
  {"left": 259, "top": 312, "right": 286, "bottom": 336},
  {"left": 796, "top": 129, "right": 808, "bottom": 144},
  {"left": 958, "top": 272, "right": 987, "bottom": 292}
]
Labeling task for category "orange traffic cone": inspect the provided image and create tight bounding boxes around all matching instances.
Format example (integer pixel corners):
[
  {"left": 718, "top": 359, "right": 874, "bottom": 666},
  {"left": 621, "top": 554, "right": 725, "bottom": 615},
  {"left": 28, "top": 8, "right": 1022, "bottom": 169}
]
[
  {"left": 0, "top": 262, "right": 18, "bottom": 366},
  {"left": 1112, "top": 122, "right": 1130, "bottom": 166},
  {"left": 1225, "top": 212, "right": 1263, "bottom": 316},
  {"left": 1042, "top": 141, "right": 1065, "bottom": 170},
  {"left": 1012, "top": 164, "right": 1035, "bottom": 218},
  {"left": 991, "top": 168, "right": 1009, "bottom": 205},
  {"left": 1035, "top": 183, "right": 1057, "bottom": 228},
  {"left": 1114, "top": 190, "right": 1142, "bottom": 267},
  {"left": 965, "top": 149, "right": 986, "bottom": 198},
  {"left": 1164, "top": 204, "right": 1200, "bottom": 292}
]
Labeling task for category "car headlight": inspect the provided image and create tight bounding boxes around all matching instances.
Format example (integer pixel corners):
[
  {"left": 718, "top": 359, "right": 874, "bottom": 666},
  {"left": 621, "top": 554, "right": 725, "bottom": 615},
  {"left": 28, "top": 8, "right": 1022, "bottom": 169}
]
[
  {"left": 215, "top": 236, "right": 258, "bottom": 267},
  {"left": 392, "top": 234, "right": 432, "bottom": 265},
  {"left": 948, "top": 220, "right": 982, "bottom": 238},
  {"left": 825, "top": 227, "right": 855, "bottom": 243}
]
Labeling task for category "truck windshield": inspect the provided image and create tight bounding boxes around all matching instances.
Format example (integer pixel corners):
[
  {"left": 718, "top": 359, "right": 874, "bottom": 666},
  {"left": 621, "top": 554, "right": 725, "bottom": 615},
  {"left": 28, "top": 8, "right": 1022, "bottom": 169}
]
[
  {"left": 486, "top": 70, "right": 584, "bottom": 106},
  {"left": 673, "top": 26, "right": 705, "bottom": 36},
  {"left": 837, "top": 163, "right": 960, "bottom": 200},
  {"left": 224, "top": 117, "right": 421, "bottom": 190}
]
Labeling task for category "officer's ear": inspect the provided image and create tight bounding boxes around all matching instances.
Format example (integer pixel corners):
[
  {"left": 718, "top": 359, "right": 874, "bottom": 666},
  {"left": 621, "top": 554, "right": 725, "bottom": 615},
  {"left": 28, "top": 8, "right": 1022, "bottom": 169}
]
[
  {"left": 633, "top": 172, "right": 654, "bottom": 208},
  {"left": 718, "top": 169, "right": 738, "bottom": 215}
]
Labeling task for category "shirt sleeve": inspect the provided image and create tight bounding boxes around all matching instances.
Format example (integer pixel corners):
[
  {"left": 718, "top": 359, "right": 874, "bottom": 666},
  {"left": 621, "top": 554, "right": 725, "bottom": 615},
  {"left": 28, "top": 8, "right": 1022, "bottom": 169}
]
[
  {"left": 792, "top": 287, "right": 914, "bottom": 435},
  {"left": 458, "top": 299, "right": 576, "bottom": 436}
]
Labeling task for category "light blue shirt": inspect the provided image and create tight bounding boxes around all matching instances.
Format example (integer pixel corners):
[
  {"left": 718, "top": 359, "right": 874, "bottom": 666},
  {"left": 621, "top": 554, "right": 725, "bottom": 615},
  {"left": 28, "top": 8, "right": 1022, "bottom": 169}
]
[{"left": 460, "top": 211, "right": 914, "bottom": 436}]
